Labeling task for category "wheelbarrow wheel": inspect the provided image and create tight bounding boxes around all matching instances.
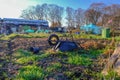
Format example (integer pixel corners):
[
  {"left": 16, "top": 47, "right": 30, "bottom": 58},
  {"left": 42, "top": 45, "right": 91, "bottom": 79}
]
[{"left": 48, "top": 34, "right": 59, "bottom": 46}]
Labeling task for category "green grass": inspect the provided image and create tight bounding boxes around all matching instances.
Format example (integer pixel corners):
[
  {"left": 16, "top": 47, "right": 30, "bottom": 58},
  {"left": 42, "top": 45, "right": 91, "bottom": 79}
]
[
  {"left": 87, "top": 49, "right": 104, "bottom": 58},
  {"left": 12, "top": 49, "right": 32, "bottom": 58},
  {"left": 68, "top": 54, "right": 92, "bottom": 66},
  {"left": 46, "top": 62, "right": 62, "bottom": 73},
  {"left": 16, "top": 53, "right": 49, "bottom": 64},
  {"left": 10, "top": 47, "right": 117, "bottom": 80},
  {"left": 73, "top": 34, "right": 103, "bottom": 39},
  {"left": 12, "top": 49, "right": 49, "bottom": 64},
  {"left": 67, "top": 49, "right": 104, "bottom": 66},
  {"left": 0, "top": 33, "right": 49, "bottom": 40},
  {"left": 15, "top": 65, "right": 46, "bottom": 80}
]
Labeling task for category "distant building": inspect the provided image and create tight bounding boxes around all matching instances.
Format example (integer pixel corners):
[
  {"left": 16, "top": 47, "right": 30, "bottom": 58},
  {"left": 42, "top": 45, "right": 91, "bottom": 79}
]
[{"left": 0, "top": 18, "right": 49, "bottom": 34}]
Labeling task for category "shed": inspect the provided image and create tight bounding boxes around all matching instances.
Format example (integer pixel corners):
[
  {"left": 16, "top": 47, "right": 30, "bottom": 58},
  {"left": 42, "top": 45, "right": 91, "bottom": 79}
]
[{"left": 80, "top": 24, "right": 101, "bottom": 34}]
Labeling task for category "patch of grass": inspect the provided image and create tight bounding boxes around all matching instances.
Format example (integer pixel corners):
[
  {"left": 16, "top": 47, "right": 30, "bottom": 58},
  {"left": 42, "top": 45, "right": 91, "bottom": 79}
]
[
  {"left": 15, "top": 65, "right": 46, "bottom": 80},
  {"left": 19, "top": 33, "right": 49, "bottom": 38},
  {"left": 0, "top": 33, "right": 49, "bottom": 40},
  {"left": 12, "top": 49, "right": 49, "bottom": 64},
  {"left": 12, "top": 49, "right": 32, "bottom": 58},
  {"left": 66, "top": 49, "right": 104, "bottom": 66},
  {"left": 46, "top": 62, "right": 62, "bottom": 73},
  {"left": 64, "top": 71, "right": 73, "bottom": 78},
  {"left": 68, "top": 54, "right": 92, "bottom": 66},
  {"left": 73, "top": 34, "right": 103, "bottom": 39},
  {"left": 0, "top": 33, "right": 19, "bottom": 40},
  {"left": 16, "top": 53, "right": 49, "bottom": 64},
  {"left": 87, "top": 49, "right": 104, "bottom": 58}
]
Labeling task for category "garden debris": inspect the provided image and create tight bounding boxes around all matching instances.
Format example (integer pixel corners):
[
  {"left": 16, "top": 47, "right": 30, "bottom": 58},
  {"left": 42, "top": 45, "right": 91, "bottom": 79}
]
[{"left": 102, "top": 44, "right": 120, "bottom": 76}]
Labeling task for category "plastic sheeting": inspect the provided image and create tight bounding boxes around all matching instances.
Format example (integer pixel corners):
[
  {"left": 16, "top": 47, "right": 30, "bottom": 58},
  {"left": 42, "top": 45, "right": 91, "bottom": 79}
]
[
  {"left": 25, "top": 29, "right": 34, "bottom": 33},
  {"left": 80, "top": 24, "right": 101, "bottom": 34}
]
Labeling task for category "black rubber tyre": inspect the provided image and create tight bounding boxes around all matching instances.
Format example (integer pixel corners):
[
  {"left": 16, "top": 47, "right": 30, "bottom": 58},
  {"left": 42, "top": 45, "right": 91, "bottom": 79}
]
[{"left": 48, "top": 34, "right": 59, "bottom": 46}]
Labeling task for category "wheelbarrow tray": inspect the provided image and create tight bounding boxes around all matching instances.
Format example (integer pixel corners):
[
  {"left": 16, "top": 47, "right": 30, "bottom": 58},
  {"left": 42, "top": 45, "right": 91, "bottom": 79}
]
[{"left": 55, "top": 41, "right": 78, "bottom": 52}]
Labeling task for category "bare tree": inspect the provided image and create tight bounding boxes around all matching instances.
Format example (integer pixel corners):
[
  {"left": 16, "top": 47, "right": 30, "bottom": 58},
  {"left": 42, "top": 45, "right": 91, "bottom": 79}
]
[
  {"left": 85, "top": 9, "right": 101, "bottom": 24},
  {"left": 55, "top": 6, "right": 64, "bottom": 27},
  {"left": 35, "top": 5, "right": 44, "bottom": 20},
  {"left": 41, "top": 4, "right": 49, "bottom": 20},
  {"left": 66, "top": 7, "right": 75, "bottom": 28},
  {"left": 34, "top": 4, "right": 49, "bottom": 20},
  {"left": 48, "top": 4, "right": 64, "bottom": 27},
  {"left": 100, "top": 4, "right": 120, "bottom": 36},
  {"left": 103, "top": 4, "right": 120, "bottom": 27},
  {"left": 20, "top": 6, "right": 36, "bottom": 20},
  {"left": 20, "top": 4, "right": 64, "bottom": 27},
  {"left": 75, "top": 8, "right": 85, "bottom": 28},
  {"left": 85, "top": 3, "right": 105, "bottom": 25}
]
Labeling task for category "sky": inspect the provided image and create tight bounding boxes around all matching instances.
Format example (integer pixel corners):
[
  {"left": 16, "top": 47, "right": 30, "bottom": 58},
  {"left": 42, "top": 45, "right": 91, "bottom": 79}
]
[{"left": 0, "top": 0, "right": 120, "bottom": 18}]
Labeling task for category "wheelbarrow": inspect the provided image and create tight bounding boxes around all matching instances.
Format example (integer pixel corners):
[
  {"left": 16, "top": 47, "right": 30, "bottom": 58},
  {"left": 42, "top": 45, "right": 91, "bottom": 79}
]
[
  {"left": 29, "top": 34, "right": 78, "bottom": 53},
  {"left": 47, "top": 34, "right": 78, "bottom": 52}
]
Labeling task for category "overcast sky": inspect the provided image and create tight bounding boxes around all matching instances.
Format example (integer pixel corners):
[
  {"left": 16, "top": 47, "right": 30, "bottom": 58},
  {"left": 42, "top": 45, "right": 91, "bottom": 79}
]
[{"left": 0, "top": 0, "right": 120, "bottom": 18}]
